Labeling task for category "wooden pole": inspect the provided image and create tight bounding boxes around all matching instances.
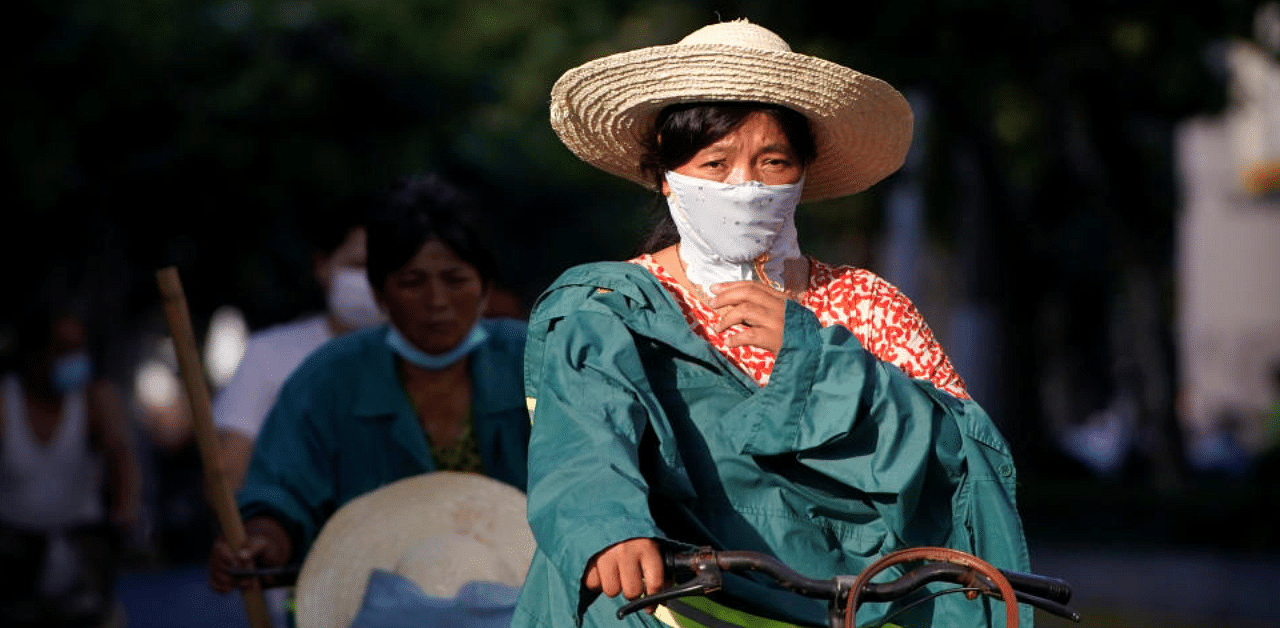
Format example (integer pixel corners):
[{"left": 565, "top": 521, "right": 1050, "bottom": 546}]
[{"left": 155, "top": 266, "right": 273, "bottom": 628}]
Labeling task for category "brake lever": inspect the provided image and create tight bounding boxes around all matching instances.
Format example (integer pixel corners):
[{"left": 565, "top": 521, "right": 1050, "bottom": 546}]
[{"left": 616, "top": 560, "right": 725, "bottom": 619}]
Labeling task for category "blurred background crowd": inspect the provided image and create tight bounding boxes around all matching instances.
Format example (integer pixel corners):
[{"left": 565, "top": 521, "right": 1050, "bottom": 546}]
[{"left": 3, "top": 0, "right": 1279, "bottom": 627}]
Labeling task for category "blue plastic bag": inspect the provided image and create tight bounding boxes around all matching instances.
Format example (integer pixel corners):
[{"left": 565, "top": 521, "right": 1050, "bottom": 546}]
[{"left": 348, "top": 569, "right": 519, "bottom": 628}]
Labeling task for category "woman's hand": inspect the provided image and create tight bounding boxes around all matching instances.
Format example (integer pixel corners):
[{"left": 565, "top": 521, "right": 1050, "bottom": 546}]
[
  {"left": 709, "top": 281, "right": 789, "bottom": 353},
  {"left": 584, "top": 537, "right": 664, "bottom": 610},
  {"left": 208, "top": 516, "right": 292, "bottom": 593}
]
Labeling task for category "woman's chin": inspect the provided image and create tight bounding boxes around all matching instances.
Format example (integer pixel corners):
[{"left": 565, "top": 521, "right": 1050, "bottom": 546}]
[{"left": 416, "top": 338, "right": 461, "bottom": 355}]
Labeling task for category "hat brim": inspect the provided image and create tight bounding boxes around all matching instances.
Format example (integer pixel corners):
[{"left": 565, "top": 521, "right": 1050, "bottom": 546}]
[
  {"left": 293, "top": 472, "right": 534, "bottom": 628},
  {"left": 550, "top": 42, "right": 914, "bottom": 203}
]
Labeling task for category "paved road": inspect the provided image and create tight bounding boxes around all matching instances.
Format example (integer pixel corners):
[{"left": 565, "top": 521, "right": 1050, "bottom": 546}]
[
  {"left": 115, "top": 565, "right": 283, "bottom": 628},
  {"left": 1028, "top": 540, "right": 1280, "bottom": 628},
  {"left": 114, "top": 541, "right": 1280, "bottom": 627}
]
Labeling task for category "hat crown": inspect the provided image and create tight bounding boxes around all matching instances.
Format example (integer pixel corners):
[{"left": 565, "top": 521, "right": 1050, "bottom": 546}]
[{"left": 677, "top": 19, "right": 792, "bottom": 52}]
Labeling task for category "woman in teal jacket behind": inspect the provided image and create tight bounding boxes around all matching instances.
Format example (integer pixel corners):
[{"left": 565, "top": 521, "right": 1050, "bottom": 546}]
[
  {"left": 514, "top": 19, "right": 1032, "bottom": 628},
  {"left": 208, "top": 174, "right": 530, "bottom": 594}
]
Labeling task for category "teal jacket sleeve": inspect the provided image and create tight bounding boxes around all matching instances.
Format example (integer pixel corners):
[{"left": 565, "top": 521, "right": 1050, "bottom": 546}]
[
  {"left": 238, "top": 376, "right": 339, "bottom": 562},
  {"left": 524, "top": 301, "right": 673, "bottom": 619}
]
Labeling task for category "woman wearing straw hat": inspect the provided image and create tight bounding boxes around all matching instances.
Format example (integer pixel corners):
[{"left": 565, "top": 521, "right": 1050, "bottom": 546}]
[
  {"left": 207, "top": 174, "right": 531, "bottom": 608},
  {"left": 515, "top": 19, "right": 1030, "bottom": 628}
]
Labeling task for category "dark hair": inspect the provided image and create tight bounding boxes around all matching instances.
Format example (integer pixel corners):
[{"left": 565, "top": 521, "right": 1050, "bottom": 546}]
[
  {"left": 365, "top": 174, "right": 498, "bottom": 292},
  {"left": 635, "top": 102, "right": 817, "bottom": 254},
  {"left": 309, "top": 193, "right": 372, "bottom": 255},
  {"left": 9, "top": 305, "right": 93, "bottom": 377},
  {"left": 11, "top": 309, "right": 59, "bottom": 364}
]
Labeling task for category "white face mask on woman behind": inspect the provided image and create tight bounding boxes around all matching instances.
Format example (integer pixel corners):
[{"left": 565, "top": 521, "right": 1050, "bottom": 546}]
[
  {"left": 327, "top": 268, "right": 388, "bottom": 329},
  {"left": 665, "top": 170, "right": 804, "bottom": 294}
]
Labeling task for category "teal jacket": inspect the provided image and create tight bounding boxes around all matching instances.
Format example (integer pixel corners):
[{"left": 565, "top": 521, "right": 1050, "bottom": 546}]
[
  {"left": 511, "top": 263, "right": 1031, "bottom": 628},
  {"left": 237, "top": 319, "right": 530, "bottom": 562}
]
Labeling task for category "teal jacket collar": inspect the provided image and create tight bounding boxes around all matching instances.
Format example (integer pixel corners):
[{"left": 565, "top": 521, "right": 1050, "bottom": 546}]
[
  {"left": 352, "top": 320, "right": 529, "bottom": 420},
  {"left": 526, "top": 261, "right": 760, "bottom": 398}
]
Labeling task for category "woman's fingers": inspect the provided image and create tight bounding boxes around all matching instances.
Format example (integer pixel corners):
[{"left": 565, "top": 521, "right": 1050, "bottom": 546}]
[
  {"left": 714, "top": 301, "right": 772, "bottom": 331},
  {"left": 235, "top": 536, "right": 275, "bottom": 590},
  {"left": 711, "top": 282, "right": 786, "bottom": 325},
  {"left": 237, "top": 535, "right": 271, "bottom": 562},
  {"left": 639, "top": 541, "right": 665, "bottom": 613},
  {"left": 710, "top": 282, "right": 787, "bottom": 353},
  {"left": 208, "top": 534, "right": 276, "bottom": 593},
  {"left": 598, "top": 556, "right": 622, "bottom": 598},
  {"left": 619, "top": 557, "right": 646, "bottom": 600},
  {"left": 640, "top": 543, "right": 664, "bottom": 596},
  {"left": 584, "top": 538, "right": 663, "bottom": 601},
  {"left": 585, "top": 547, "right": 622, "bottom": 597},
  {"left": 722, "top": 326, "right": 773, "bottom": 352},
  {"left": 208, "top": 537, "right": 241, "bottom": 593}
]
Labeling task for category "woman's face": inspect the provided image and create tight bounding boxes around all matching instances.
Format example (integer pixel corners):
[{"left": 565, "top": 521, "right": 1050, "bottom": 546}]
[
  {"left": 377, "top": 239, "right": 488, "bottom": 354},
  {"left": 662, "top": 111, "right": 804, "bottom": 194}
]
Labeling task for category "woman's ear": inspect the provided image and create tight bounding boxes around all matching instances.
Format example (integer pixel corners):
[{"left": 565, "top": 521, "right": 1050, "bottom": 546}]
[{"left": 656, "top": 132, "right": 671, "bottom": 197}]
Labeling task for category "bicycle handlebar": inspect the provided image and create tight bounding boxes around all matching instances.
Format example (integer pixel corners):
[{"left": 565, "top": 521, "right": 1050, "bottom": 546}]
[
  {"left": 997, "top": 568, "right": 1074, "bottom": 606},
  {"left": 617, "top": 547, "right": 1081, "bottom": 625}
]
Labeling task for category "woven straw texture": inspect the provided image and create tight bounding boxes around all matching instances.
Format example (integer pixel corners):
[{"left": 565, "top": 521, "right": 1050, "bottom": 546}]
[
  {"left": 294, "top": 472, "right": 534, "bottom": 628},
  {"left": 549, "top": 19, "right": 913, "bottom": 202}
]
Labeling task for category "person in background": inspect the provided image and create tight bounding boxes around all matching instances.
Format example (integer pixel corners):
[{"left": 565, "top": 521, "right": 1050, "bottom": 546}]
[
  {"left": 207, "top": 173, "right": 530, "bottom": 604},
  {"left": 1269, "top": 362, "right": 1280, "bottom": 452},
  {"left": 213, "top": 205, "right": 386, "bottom": 493},
  {"left": 0, "top": 306, "right": 142, "bottom": 627},
  {"left": 514, "top": 19, "right": 1029, "bottom": 628}
]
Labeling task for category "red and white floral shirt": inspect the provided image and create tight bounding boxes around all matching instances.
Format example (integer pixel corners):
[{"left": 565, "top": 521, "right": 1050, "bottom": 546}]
[{"left": 630, "top": 254, "right": 969, "bottom": 399}]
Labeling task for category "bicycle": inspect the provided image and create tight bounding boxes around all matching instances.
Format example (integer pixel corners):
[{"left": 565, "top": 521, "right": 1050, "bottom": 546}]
[{"left": 617, "top": 546, "right": 1081, "bottom": 628}]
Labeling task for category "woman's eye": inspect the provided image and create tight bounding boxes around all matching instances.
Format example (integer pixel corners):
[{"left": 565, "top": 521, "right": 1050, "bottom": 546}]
[{"left": 443, "top": 272, "right": 477, "bottom": 286}]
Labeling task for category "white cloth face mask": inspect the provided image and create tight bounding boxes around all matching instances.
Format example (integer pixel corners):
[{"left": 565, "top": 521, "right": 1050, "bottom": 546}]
[
  {"left": 328, "top": 267, "right": 388, "bottom": 329},
  {"left": 665, "top": 170, "right": 804, "bottom": 293}
]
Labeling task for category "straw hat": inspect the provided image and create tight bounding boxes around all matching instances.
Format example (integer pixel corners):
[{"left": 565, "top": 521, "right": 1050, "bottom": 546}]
[
  {"left": 549, "top": 19, "right": 914, "bottom": 203},
  {"left": 294, "top": 472, "right": 535, "bottom": 628}
]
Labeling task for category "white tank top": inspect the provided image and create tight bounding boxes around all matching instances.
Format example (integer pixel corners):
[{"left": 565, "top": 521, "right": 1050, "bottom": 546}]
[{"left": 0, "top": 373, "right": 104, "bottom": 530}]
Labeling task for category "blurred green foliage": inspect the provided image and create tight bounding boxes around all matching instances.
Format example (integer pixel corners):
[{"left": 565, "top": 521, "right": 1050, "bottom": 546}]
[
  {"left": 5, "top": 0, "right": 1273, "bottom": 489},
  {"left": 7, "top": 0, "right": 1259, "bottom": 303}
]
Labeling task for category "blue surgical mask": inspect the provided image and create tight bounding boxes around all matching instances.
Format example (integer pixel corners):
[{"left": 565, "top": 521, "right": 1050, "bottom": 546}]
[
  {"left": 50, "top": 351, "right": 93, "bottom": 395},
  {"left": 386, "top": 323, "right": 489, "bottom": 371}
]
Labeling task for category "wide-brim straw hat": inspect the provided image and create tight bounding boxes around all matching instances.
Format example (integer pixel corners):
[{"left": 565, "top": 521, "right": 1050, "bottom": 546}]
[
  {"left": 549, "top": 18, "right": 914, "bottom": 203},
  {"left": 294, "top": 472, "right": 535, "bottom": 628}
]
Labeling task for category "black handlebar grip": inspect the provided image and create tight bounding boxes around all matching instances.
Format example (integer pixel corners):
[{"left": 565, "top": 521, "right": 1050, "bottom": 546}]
[{"left": 999, "top": 569, "right": 1072, "bottom": 604}]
